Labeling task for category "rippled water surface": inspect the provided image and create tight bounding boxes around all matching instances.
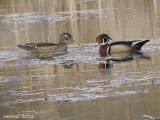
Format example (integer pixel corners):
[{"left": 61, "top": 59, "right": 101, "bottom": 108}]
[{"left": 0, "top": 0, "right": 160, "bottom": 120}]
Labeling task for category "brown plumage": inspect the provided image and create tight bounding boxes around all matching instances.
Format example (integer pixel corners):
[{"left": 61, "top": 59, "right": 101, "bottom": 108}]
[{"left": 17, "top": 33, "right": 74, "bottom": 53}]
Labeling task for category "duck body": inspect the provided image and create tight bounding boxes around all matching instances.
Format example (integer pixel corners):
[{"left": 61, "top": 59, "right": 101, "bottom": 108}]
[
  {"left": 96, "top": 34, "right": 150, "bottom": 57},
  {"left": 17, "top": 42, "right": 67, "bottom": 53},
  {"left": 17, "top": 33, "right": 74, "bottom": 53}
]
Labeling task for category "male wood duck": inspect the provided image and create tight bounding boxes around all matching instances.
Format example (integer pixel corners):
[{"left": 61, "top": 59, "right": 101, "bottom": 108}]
[
  {"left": 17, "top": 33, "right": 74, "bottom": 53},
  {"left": 95, "top": 34, "right": 150, "bottom": 57}
]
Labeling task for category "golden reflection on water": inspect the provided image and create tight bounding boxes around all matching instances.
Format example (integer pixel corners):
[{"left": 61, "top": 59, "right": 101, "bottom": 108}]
[{"left": 0, "top": 0, "right": 160, "bottom": 120}]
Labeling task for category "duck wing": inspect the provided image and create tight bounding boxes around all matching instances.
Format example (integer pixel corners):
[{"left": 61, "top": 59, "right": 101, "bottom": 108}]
[
  {"left": 108, "top": 40, "right": 150, "bottom": 53},
  {"left": 131, "top": 40, "right": 150, "bottom": 51},
  {"left": 34, "top": 43, "right": 56, "bottom": 47},
  {"left": 109, "top": 40, "right": 150, "bottom": 47},
  {"left": 17, "top": 43, "right": 56, "bottom": 50},
  {"left": 109, "top": 41, "right": 133, "bottom": 47}
]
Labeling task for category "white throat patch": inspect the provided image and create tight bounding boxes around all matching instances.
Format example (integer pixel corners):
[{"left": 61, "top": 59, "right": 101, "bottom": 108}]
[{"left": 101, "top": 42, "right": 108, "bottom": 45}]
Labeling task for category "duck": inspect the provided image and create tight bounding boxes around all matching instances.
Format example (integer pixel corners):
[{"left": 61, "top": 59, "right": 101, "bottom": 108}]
[
  {"left": 95, "top": 34, "right": 150, "bottom": 57},
  {"left": 17, "top": 33, "right": 74, "bottom": 53}
]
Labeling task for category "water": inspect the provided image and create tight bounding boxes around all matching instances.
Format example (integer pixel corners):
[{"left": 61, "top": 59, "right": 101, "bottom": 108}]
[{"left": 0, "top": 0, "right": 160, "bottom": 120}]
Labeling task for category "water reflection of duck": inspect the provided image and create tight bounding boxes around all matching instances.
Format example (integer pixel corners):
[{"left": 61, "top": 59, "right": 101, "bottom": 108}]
[
  {"left": 95, "top": 34, "right": 150, "bottom": 57},
  {"left": 33, "top": 51, "right": 67, "bottom": 60},
  {"left": 98, "top": 52, "right": 151, "bottom": 69},
  {"left": 17, "top": 33, "right": 74, "bottom": 53},
  {"left": 98, "top": 60, "right": 113, "bottom": 69},
  {"left": 109, "top": 52, "right": 151, "bottom": 62},
  {"left": 62, "top": 60, "right": 75, "bottom": 68}
]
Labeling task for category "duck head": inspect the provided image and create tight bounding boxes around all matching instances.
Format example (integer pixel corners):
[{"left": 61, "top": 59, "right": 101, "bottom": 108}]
[
  {"left": 95, "top": 34, "right": 112, "bottom": 47},
  {"left": 59, "top": 33, "right": 75, "bottom": 44}
]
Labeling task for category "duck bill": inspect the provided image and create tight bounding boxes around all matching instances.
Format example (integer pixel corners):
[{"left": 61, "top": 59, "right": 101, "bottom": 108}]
[
  {"left": 70, "top": 38, "right": 75, "bottom": 42},
  {"left": 67, "top": 38, "right": 75, "bottom": 43},
  {"left": 95, "top": 43, "right": 99, "bottom": 47},
  {"left": 95, "top": 40, "right": 100, "bottom": 47},
  {"left": 72, "top": 39, "right": 75, "bottom": 42}
]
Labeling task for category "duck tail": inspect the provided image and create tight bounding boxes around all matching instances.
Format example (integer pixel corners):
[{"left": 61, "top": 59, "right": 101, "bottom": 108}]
[{"left": 132, "top": 39, "right": 150, "bottom": 52}]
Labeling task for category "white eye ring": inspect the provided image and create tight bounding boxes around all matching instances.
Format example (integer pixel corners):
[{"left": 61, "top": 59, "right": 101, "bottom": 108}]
[{"left": 65, "top": 34, "right": 68, "bottom": 38}]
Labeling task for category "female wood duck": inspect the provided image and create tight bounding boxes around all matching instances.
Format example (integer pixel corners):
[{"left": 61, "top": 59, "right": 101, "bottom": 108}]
[
  {"left": 95, "top": 34, "right": 150, "bottom": 57},
  {"left": 17, "top": 33, "right": 74, "bottom": 53}
]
